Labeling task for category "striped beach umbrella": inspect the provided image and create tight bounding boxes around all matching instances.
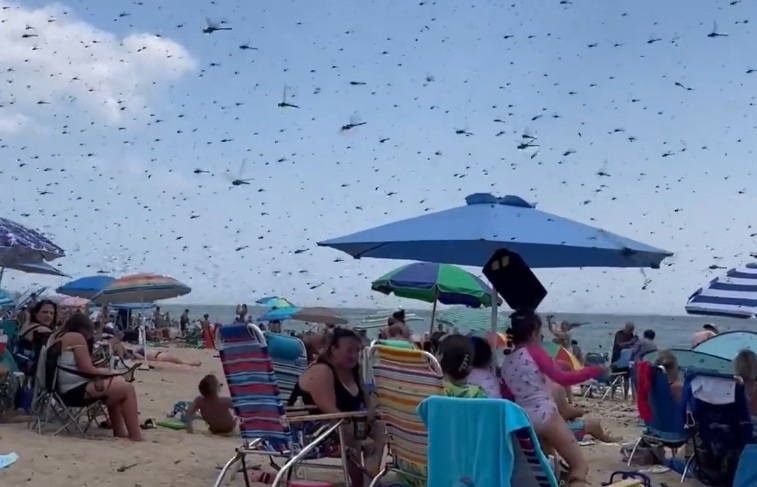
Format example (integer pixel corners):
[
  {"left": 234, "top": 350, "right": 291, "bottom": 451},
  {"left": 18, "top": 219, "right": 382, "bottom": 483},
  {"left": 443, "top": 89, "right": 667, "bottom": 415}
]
[
  {"left": 372, "top": 262, "right": 500, "bottom": 307},
  {"left": 542, "top": 341, "right": 582, "bottom": 370},
  {"left": 91, "top": 273, "right": 191, "bottom": 304},
  {"left": 686, "top": 263, "right": 757, "bottom": 318}
]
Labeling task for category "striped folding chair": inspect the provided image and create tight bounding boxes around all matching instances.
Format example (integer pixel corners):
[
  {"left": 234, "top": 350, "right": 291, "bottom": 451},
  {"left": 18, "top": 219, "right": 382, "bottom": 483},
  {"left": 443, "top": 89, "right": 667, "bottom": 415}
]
[
  {"left": 367, "top": 344, "right": 444, "bottom": 487},
  {"left": 213, "top": 323, "right": 365, "bottom": 487},
  {"left": 265, "top": 332, "right": 308, "bottom": 403}
]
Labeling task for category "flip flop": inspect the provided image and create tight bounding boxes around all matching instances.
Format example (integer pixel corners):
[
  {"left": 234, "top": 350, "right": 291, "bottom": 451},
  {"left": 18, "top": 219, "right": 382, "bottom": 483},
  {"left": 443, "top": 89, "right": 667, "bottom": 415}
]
[{"left": 140, "top": 419, "right": 156, "bottom": 430}]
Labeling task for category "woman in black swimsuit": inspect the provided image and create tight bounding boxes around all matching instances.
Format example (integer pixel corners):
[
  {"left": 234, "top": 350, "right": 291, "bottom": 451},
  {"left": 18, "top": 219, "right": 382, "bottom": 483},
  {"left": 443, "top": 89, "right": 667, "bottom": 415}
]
[{"left": 290, "top": 327, "right": 384, "bottom": 487}]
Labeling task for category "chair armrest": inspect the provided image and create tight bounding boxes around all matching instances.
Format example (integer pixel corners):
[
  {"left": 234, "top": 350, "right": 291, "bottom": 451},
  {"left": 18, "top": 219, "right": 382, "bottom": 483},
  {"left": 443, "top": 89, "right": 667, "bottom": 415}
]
[{"left": 286, "top": 411, "right": 368, "bottom": 423}]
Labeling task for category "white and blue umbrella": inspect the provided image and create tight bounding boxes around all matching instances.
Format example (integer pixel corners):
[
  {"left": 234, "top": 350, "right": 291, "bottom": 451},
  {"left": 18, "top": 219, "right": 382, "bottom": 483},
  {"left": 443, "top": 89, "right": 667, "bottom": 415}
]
[
  {"left": 0, "top": 217, "right": 65, "bottom": 265},
  {"left": 686, "top": 263, "right": 757, "bottom": 318}
]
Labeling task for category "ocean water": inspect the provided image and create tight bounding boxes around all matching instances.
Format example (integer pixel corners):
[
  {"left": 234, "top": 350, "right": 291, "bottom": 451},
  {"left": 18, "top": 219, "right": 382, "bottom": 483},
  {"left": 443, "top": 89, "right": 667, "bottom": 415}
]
[{"left": 157, "top": 304, "right": 750, "bottom": 352}]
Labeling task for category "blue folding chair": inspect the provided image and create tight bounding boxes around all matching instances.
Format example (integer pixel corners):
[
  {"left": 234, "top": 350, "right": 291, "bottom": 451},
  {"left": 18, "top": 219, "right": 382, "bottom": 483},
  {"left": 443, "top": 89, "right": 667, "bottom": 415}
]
[
  {"left": 583, "top": 349, "right": 630, "bottom": 400},
  {"left": 627, "top": 365, "right": 686, "bottom": 467},
  {"left": 682, "top": 370, "right": 754, "bottom": 486}
]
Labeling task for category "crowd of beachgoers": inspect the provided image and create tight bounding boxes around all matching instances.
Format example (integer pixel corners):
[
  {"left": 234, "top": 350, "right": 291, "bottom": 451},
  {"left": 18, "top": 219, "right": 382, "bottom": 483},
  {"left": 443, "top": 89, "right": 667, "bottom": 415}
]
[{"left": 0, "top": 298, "right": 748, "bottom": 487}]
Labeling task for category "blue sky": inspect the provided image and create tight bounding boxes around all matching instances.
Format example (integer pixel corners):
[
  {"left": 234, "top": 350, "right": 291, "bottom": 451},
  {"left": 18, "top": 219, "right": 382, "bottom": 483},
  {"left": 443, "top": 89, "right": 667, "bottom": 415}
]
[{"left": 1, "top": 0, "right": 755, "bottom": 314}]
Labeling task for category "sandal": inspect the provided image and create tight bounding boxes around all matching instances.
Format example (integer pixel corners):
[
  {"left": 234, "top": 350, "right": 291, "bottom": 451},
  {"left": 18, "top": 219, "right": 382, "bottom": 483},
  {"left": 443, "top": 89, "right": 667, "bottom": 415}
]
[
  {"left": 562, "top": 477, "right": 588, "bottom": 486},
  {"left": 140, "top": 419, "right": 156, "bottom": 430}
]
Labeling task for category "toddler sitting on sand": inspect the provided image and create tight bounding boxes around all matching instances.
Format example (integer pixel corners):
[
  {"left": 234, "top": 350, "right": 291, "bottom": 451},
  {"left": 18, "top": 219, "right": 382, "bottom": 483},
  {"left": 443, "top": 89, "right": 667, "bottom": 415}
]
[{"left": 185, "top": 374, "right": 236, "bottom": 435}]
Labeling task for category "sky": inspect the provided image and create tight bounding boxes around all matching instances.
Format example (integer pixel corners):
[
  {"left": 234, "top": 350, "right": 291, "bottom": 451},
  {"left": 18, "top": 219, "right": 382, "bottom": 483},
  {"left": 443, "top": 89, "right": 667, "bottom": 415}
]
[{"left": 1, "top": 0, "right": 756, "bottom": 314}]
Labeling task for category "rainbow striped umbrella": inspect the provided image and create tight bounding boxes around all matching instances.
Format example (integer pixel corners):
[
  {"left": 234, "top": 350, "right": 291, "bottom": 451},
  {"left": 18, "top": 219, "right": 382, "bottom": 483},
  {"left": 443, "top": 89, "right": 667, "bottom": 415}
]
[{"left": 91, "top": 273, "right": 191, "bottom": 304}]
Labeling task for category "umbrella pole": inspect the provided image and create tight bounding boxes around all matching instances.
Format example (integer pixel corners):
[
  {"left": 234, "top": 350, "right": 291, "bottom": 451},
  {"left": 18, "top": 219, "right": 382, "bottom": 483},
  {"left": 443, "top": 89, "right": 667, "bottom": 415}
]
[
  {"left": 489, "top": 287, "right": 499, "bottom": 347},
  {"left": 429, "top": 289, "right": 438, "bottom": 335},
  {"left": 0, "top": 267, "right": 4, "bottom": 286},
  {"left": 138, "top": 292, "right": 150, "bottom": 371}
]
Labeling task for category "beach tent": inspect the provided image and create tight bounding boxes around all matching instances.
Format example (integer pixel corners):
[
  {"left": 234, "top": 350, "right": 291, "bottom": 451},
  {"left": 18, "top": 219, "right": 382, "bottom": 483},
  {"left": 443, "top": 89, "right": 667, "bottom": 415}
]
[
  {"left": 693, "top": 330, "right": 757, "bottom": 361},
  {"left": 641, "top": 347, "right": 733, "bottom": 374}
]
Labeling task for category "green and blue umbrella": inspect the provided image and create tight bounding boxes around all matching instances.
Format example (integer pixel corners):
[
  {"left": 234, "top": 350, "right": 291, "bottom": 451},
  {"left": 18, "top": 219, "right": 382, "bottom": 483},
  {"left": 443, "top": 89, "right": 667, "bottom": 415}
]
[{"left": 371, "top": 262, "right": 501, "bottom": 307}]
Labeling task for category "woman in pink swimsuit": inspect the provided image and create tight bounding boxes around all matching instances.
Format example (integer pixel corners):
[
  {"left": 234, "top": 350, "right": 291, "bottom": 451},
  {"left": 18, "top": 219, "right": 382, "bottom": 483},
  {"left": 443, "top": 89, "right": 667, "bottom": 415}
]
[{"left": 501, "top": 310, "right": 605, "bottom": 487}]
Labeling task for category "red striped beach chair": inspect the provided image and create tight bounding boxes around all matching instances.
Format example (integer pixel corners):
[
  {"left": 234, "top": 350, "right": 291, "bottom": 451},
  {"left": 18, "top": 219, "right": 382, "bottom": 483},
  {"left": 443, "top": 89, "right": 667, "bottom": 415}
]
[
  {"left": 213, "top": 323, "right": 365, "bottom": 487},
  {"left": 367, "top": 344, "right": 443, "bottom": 487}
]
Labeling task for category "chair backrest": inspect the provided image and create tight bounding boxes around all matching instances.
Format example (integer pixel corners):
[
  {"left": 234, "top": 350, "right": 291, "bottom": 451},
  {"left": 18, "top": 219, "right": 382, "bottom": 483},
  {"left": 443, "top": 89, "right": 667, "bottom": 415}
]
[
  {"left": 265, "top": 332, "right": 308, "bottom": 403},
  {"left": 613, "top": 347, "right": 633, "bottom": 368},
  {"left": 644, "top": 365, "right": 685, "bottom": 440},
  {"left": 682, "top": 370, "right": 753, "bottom": 486},
  {"left": 217, "top": 323, "right": 291, "bottom": 445},
  {"left": 369, "top": 344, "right": 443, "bottom": 474},
  {"left": 584, "top": 352, "right": 607, "bottom": 367},
  {"left": 0, "top": 319, "right": 19, "bottom": 342}
]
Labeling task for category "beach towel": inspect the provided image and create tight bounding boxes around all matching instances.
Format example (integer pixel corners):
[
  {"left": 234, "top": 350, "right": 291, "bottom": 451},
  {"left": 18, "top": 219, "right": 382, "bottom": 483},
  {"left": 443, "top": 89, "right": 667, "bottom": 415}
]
[
  {"left": 418, "top": 395, "right": 553, "bottom": 486},
  {"left": 734, "top": 444, "right": 757, "bottom": 487},
  {"left": 0, "top": 452, "right": 18, "bottom": 470},
  {"left": 635, "top": 361, "right": 651, "bottom": 422}
]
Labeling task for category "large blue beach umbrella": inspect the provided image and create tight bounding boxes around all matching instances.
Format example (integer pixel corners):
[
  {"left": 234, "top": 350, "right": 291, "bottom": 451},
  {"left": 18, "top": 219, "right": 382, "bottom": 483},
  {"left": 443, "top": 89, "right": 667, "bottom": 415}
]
[
  {"left": 686, "top": 263, "right": 757, "bottom": 318},
  {"left": 319, "top": 193, "right": 672, "bottom": 340},
  {"left": 57, "top": 275, "right": 115, "bottom": 300},
  {"left": 0, "top": 217, "right": 65, "bottom": 265},
  {"left": 257, "top": 306, "right": 300, "bottom": 322},
  {"left": 318, "top": 193, "right": 672, "bottom": 269},
  {"left": 4, "top": 260, "right": 68, "bottom": 278}
]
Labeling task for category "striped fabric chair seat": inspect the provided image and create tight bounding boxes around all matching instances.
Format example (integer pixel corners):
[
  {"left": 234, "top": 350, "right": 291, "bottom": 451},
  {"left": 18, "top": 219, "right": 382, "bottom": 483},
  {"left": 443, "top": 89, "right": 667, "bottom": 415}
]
[
  {"left": 369, "top": 344, "right": 444, "bottom": 487},
  {"left": 265, "top": 333, "right": 308, "bottom": 403},
  {"left": 218, "top": 323, "right": 292, "bottom": 450}
]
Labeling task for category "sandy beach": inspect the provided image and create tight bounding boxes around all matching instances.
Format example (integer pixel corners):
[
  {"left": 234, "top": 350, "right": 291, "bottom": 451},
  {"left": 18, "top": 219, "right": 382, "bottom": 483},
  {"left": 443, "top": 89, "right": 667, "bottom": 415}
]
[{"left": 0, "top": 346, "right": 703, "bottom": 487}]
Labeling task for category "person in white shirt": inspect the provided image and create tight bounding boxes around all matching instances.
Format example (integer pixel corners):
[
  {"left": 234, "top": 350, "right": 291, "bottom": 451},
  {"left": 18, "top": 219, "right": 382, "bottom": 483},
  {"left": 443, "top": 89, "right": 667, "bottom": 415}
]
[{"left": 466, "top": 335, "right": 502, "bottom": 398}]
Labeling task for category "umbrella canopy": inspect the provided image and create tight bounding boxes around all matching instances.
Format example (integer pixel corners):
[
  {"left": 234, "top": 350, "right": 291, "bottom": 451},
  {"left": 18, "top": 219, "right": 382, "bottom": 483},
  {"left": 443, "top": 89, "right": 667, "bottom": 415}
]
[
  {"left": 3, "top": 260, "right": 68, "bottom": 277},
  {"left": 57, "top": 275, "right": 115, "bottom": 299},
  {"left": 91, "top": 273, "right": 191, "bottom": 304},
  {"left": 257, "top": 305, "right": 300, "bottom": 322},
  {"left": 58, "top": 296, "right": 89, "bottom": 308},
  {"left": 371, "top": 262, "right": 502, "bottom": 307},
  {"left": 693, "top": 331, "right": 757, "bottom": 360},
  {"left": 437, "top": 306, "right": 509, "bottom": 332},
  {"left": 319, "top": 193, "right": 672, "bottom": 269},
  {"left": 542, "top": 342, "right": 582, "bottom": 370},
  {"left": 0, "top": 217, "right": 65, "bottom": 265},
  {"left": 686, "top": 263, "right": 757, "bottom": 318},
  {"left": 0, "top": 289, "right": 14, "bottom": 308},
  {"left": 290, "top": 307, "right": 348, "bottom": 325},
  {"left": 255, "top": 296, "right": 296, "bottom": 309}
]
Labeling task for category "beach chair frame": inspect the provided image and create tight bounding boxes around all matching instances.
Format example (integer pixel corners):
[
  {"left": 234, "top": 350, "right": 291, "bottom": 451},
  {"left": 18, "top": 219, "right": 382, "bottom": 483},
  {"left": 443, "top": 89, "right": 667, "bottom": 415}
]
[
  {"left": 29, "top": 345, "right": 107, "bottom": 437},
  {"left": 626, "top": 365, "right": 687, "bottom": 473},
  {"left": 367, "top": 343, "right": 443, "bottom": 487},
  {"left": 213, "top": 323, "right": 368, "bottom": 487}
]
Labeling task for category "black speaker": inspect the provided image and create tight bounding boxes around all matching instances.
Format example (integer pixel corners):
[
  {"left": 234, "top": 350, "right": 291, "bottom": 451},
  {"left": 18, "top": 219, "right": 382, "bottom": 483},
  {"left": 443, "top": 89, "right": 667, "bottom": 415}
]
[{"left": 482, "top": 248, "right": 547, "bottom": 311}]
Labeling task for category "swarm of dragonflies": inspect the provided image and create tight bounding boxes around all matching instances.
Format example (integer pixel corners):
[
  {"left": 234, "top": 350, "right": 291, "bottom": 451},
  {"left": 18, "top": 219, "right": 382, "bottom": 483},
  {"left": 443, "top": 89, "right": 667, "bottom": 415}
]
[{"left": 339, "top": 113, "right": 367, "bottom": 132}]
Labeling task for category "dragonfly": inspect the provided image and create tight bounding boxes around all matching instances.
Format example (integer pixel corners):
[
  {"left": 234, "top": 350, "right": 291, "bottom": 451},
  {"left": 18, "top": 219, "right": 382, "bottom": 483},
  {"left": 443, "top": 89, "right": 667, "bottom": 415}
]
[
  {"left": 223, "top": 159, "right": 253, "bottom": 186},
  {"left": 202, "top": 18, "right": 231, "bottom": 34},
  {"left": 707, "top": 22, "right": 728, "bottom": 38},
  {"left": 277, "top": 85, "right": 299, "bottom": 108},
  {"left": 339, "top": 113, "right": 367, "bottom": 132}
]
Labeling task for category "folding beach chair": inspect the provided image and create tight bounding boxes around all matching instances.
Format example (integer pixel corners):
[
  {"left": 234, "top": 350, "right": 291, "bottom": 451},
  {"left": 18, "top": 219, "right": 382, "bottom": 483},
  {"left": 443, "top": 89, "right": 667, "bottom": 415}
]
[
  {"left": 682, "top": 370, "right": 754, "bottom": 486},
  {"left": 584, "top": 349, "right": 632, "bottom": 400},
  {"left": 366, "top": 344, "right": 443, "bottom": 487},
  {"left": 29, "top": 344, "right": 108, "bottom": 437},
  {"left": 265, "top": 332, "right": 308, "bottom": 402},
  {"left": 627, "top": 364, "right": 686, "bottom": 466},
  {"left": 213, "top": 323, "right": 367, "bottom": 487}
]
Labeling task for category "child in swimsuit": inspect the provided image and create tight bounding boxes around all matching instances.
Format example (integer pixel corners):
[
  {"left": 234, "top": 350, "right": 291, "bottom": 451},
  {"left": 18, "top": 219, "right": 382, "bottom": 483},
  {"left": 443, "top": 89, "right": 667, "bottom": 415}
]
[
  {"left": 185, "top": 374, "right": 236, "bottom": 435},
  {"left": 500, "top": 310, "right": 605, "bottom": 487}
]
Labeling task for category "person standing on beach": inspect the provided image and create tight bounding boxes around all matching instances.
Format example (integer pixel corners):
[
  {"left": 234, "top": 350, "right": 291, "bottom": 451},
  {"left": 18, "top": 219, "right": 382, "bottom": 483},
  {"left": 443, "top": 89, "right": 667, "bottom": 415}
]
[{"left": 179, "top": 309, "right": 190, "bottom": 336}]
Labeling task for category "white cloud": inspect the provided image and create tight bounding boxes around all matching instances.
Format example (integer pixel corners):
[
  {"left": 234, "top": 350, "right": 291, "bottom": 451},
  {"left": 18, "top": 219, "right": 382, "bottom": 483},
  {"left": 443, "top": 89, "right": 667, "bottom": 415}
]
[{"left": 0, "top": 0, "right": 197, "bottom": 126}]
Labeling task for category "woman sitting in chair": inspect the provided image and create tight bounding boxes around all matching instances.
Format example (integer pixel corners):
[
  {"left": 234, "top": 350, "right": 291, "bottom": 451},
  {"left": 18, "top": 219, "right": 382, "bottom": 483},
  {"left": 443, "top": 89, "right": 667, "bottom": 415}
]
[
  {"left": 16, "top": 300, "right": 57, "bottom": 377},
  {"left": 290, "top": 327, "right": 384, "bottom": 487},
  {"left": 733, "top": 349, "right": 757, "bottom": 420},
  {"left": 47, "top": 313, "right": 143, "bottom": 441},
  {"left": 655, "top": 350, "right": 683, "bottom": 403}
]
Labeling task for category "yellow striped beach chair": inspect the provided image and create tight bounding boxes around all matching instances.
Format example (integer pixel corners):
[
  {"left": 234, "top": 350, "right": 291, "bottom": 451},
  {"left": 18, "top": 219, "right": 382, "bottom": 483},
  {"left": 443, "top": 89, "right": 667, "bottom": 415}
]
[{"left": 367, "top": 344, "right": 443, "bottom": 487}]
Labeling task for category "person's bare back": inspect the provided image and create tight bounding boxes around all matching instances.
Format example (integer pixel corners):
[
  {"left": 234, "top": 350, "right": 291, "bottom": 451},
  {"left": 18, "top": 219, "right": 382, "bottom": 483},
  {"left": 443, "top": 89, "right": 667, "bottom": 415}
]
[{"left": 186, "top": 374, "right": 236, "bottom": 435}]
